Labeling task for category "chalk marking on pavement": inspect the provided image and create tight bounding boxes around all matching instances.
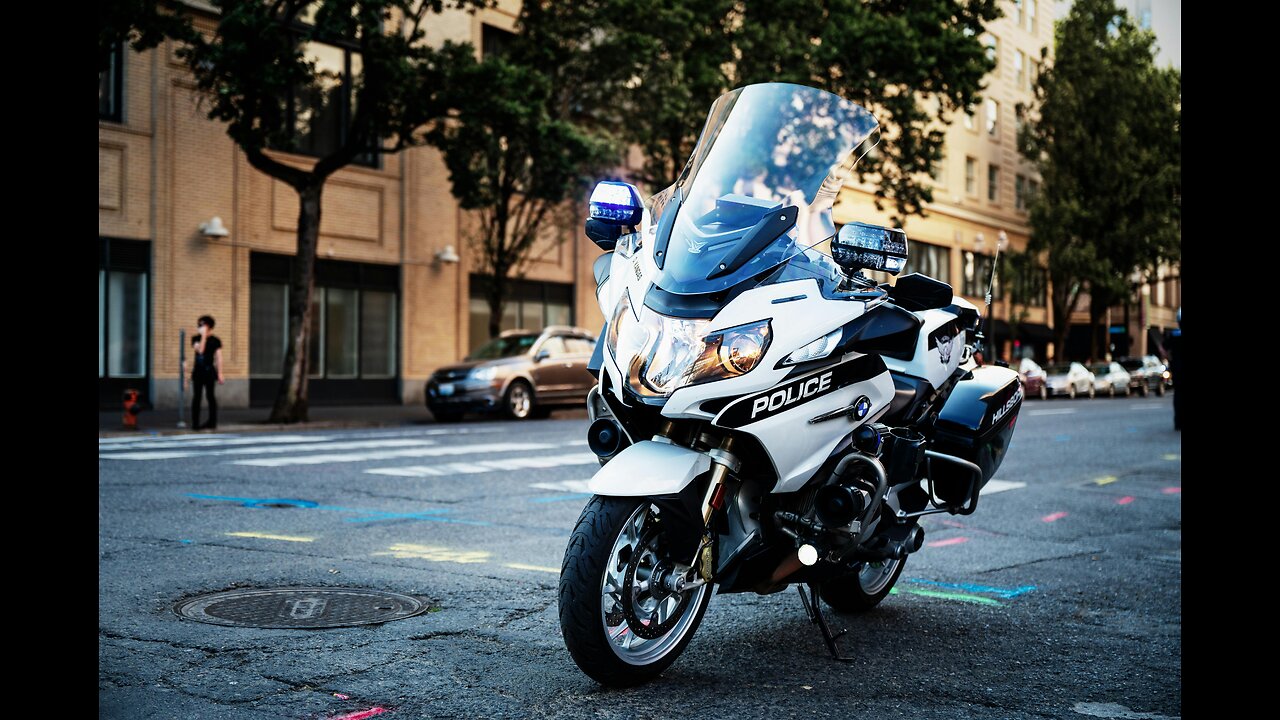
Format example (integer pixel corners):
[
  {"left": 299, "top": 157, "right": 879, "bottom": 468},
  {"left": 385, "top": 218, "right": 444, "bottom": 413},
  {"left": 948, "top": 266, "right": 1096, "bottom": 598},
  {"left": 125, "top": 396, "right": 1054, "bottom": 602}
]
[
  {"left": 1042, "top": 511, "right": 1069, "bottom": 522},
  {"left": 372, "top": 544, "right": 491, "bottom": 564},
  {"left": 1026, "top": 408, "right": 1077, "bottom": 416},
  {"left": 1071, "top": 702, "right": 1179, "bottom": 720},
  {"left": 529, "top": 479, "right": 593, "bottom": 493},
  {"left": 328, "top": 708, "right": 387, "bottom": 720},
  {"left": 1163, "top": 454, "right": 1180, "bottom": 461},
  {"left": 982, "top": 480, "right": 1026, "bottom": 495},
  {"left": 235, "top": 442, "right": 556, "bottom": 467},
  {"left": 503, "top": 563, "right": 560, "bottom": 574},
  {"left": 904, "top": 578, "right": 1036, "bottom": 599},
  {"left": 226, "top": 532, "right": 315, "bottom": 543},
  {"left": 1116, "top": 496, "right": 1135, "bottom": 505},
  {"left": 185, "top": 493, "right": 490, "bottom": 526},
  {"left": 1162, "top": 487, "right": 1181, "bottom": 494},
  {"left": 102, "top": 438, "right": 436, "bottom": 461},
  {"left": 927, "top": 537, "right": 969, "bottom": 548},
  {"left": 99, "top": 433, "right": 240, "bottom": 445},
  {"left": 1094, "top": 476, "right": 1119, "bottom": 486},
  {"left": 890, "top": 587, "right": 1004, "bottom": 607},
  {"left": 365, "top": 452, "right": 597, "bottom": 477}
]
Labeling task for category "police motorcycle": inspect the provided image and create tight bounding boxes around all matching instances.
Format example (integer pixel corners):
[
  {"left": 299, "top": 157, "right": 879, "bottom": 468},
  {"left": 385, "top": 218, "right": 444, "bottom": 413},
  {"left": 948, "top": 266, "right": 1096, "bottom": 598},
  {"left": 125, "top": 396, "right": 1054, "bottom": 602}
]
[{"left": 557, "top": 83, "right": 1023, "bottom": 686}]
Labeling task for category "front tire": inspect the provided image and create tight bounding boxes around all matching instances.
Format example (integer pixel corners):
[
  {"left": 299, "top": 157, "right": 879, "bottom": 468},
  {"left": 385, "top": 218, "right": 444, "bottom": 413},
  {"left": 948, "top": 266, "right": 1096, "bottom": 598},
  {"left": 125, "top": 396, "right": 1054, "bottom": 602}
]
[
  {"left": 821, "top": 557, "right": 906, "bottom": 613},
  {"left": 1086, "top": 384, "right": 1096, "bottom": 399},
  {"left": 559, "top": 496, "right": 712, "bottom": 687},
  {"left": 503, "top": 380, "right": 535, "bottom": 420},
  {"left": 1039, "top": 384, "right": 1048, "bottom": 401}
]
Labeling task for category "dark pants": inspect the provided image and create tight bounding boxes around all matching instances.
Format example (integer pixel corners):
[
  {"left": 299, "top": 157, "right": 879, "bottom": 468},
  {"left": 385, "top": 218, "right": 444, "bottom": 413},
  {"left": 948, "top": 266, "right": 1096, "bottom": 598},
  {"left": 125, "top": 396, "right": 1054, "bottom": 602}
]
[{"left": 192, "top": 375, "right": 218, "bottom": 429}]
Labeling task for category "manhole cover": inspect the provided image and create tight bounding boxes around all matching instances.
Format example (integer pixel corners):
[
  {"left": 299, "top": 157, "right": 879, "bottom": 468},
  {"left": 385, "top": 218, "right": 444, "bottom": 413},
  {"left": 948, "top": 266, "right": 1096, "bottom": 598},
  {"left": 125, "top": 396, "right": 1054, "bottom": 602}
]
[{"left": 175, "top": 587, "right": 428, "bottom": 629}]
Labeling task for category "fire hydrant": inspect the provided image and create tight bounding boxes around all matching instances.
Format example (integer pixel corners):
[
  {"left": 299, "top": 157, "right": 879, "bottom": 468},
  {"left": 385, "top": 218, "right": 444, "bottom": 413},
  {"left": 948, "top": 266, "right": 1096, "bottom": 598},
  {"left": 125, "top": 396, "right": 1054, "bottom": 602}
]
[{"left": 122, "top": 389, "right": 143, "bottom": 430}]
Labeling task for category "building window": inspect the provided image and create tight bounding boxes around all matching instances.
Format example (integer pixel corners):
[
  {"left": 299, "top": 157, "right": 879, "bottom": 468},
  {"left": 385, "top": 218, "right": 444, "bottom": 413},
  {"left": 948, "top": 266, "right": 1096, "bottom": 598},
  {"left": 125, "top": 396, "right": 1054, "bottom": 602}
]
[
  {"left": 1015, "top": 174, "right": 1028, "bottom": 211},
  {"left": 963, "top": 104, "right": 976, "bottom": 132},
  {"left": 931, "top": 150, "right": 947, "bottom": 185},
  {"left": 99, "top": 238, "right": 149, "bottom": 380},
  {"left": 983, "top": 34, "right": 999, "bottom": 70},
  {"left": 482, "top": 23, "right": 515, "bottom": 60},
  {"left": 988, "top": 164, "right": 1000, "bottom": 202},
  {"left": 1015, "top": 51, "right": 1026, "bottom": 92},
  {"left": 965, "top": 157, "right": 977, "bottom": 195},
  {"left": 1028, "top": 0, "right": 1038, "bottom": 33},
  {"left": 1015, "top": 0, "right": 1025, "bottom": 28},
  {"left": 962, "top": 251, "right": 1001, "bottom": 300},
  {"left": 1012, "top": 261, "right": 1046, "bottom": 307},
  {"left": 1028, "top": 178, "right": 1040, "bottom": 203},
  {"left": 985, "top": 99, "right": 999, "bottom": 137},
  {"left": 905, "top": 242, "right": 950, "bottom": 284},
  {"left": 468, "top": 276, "right": 574, "bottom": 353},
  {"left": 250, "top": 254, "right": 399, "bottom": 379},
  {"left": 277, "top": 41, "right": 378, "bottom": 168},
  {"left": 100, "top": 42, "right": 123, "bottom": 122}
]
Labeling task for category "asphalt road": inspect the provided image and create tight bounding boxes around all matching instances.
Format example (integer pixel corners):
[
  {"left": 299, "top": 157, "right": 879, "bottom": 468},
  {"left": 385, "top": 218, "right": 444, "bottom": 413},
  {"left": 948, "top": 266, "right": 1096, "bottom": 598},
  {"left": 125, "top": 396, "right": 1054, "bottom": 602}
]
[{"left": 99, "top": 395, "right": 1181, "bottom": 720}]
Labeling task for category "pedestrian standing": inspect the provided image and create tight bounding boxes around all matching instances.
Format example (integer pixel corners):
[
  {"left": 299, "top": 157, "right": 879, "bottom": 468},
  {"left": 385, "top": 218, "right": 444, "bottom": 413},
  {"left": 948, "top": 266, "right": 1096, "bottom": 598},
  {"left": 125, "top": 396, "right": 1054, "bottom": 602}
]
[{"left": 188, "top": 315, "right": 224, "bottom": 430}]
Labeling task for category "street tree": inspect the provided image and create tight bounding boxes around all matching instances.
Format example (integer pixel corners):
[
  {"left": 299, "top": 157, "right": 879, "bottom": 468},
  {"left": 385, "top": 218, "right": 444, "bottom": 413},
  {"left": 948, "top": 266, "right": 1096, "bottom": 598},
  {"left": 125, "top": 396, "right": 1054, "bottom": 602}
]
[
  {"left": 114, "top": 0, "right": 486, "bottom": 422},
  {"left": 1018, "top": 0, "right": 1181, "bottom": 359},
  {"left": 599, "top": 0, "right": 1001, "bottom": 224},
  {"left": 427, "top": 4, "right": 616, "bottom": 341}
]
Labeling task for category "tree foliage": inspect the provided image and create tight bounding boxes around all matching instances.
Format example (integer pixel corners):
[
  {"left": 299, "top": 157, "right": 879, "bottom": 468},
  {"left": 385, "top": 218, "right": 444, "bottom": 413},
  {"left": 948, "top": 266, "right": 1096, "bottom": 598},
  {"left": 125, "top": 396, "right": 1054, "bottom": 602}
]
[
  {"left": 1018, "top": 0, "right": 1181, "bottom": 359},
  {"left": 592, "top": 0, "right": 1001, "bottom": 223}
]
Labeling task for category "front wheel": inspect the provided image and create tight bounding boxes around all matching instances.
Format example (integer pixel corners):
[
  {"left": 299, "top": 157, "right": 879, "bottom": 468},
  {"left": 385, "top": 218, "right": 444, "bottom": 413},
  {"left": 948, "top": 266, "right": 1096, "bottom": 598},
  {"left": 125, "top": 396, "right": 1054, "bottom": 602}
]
[
  {"left": 820, "top": 557, "right": 906, "bottom": 613},
  {"left": 502, "top": 380, "right": 535, "bottom": 420},
  {"left": 1086, "top": 384, "right": 1096, "bottom": 399},
  {"left": 559, "top": 496, "right": 712, "bottom": 687}
]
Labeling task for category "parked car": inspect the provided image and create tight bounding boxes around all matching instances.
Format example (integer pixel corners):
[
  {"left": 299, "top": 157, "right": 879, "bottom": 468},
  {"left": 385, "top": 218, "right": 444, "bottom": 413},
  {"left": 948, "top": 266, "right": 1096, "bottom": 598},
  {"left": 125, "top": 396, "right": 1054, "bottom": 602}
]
[
  {"left": 1018, "top": 357, "right": 1049, "bottom": 400},
  {"left": 1090, "top": 362, "right": 1132, "bottom": 397},
  {"left": 425, "top": 326, "right": 597, "bottom": 421},
  {"left": 1043, "top": 362, "right": 1096, "bottom": 399},
  {"left": 1116, "top": 355, "right": 1168, "bottom": 397}
]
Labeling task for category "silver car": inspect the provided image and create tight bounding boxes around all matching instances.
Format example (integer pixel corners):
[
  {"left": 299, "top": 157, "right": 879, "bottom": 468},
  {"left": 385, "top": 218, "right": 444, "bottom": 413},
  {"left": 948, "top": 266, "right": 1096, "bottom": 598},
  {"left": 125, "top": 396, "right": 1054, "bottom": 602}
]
[
  {"left": 1090, "top": 362, "right": 1132, "bottom": 397},
  {"left": 1042, "top": 362, "right": 1096, "bottom": 399}
]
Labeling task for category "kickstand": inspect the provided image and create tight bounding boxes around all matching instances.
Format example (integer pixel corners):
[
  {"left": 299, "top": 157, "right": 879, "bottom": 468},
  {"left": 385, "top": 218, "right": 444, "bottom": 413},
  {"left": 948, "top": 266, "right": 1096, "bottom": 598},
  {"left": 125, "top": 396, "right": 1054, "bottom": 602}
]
[{"left": 795, "top": 583, "right": 854, "bottom": 662}]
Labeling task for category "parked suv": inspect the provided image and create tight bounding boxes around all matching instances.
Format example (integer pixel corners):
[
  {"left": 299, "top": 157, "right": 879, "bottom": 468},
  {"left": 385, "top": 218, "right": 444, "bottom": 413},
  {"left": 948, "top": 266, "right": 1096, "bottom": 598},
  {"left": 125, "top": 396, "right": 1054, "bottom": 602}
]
[{"left": 426, "top": 326, "right": 597, "bottom": 421}]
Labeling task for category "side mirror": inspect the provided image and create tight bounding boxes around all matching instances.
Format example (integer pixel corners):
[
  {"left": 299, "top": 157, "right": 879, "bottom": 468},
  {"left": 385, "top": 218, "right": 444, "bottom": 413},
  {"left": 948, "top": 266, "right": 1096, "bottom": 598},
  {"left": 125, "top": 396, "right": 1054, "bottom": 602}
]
[
  {"left": 586, "top": 181, "right": 642, "bottom": 251},
  {"left": 535, "top": 349, "right": 551, "bottom": 363},
  {"left": 832, "top": 222, "right": 909, "bottom": 276}
]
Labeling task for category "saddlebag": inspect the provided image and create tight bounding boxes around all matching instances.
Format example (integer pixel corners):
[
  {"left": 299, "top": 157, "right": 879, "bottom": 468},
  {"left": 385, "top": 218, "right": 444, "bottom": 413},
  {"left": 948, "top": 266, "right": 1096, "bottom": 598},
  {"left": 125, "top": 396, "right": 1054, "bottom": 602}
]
[{"left": 930, "top": 365, "right": 1023, "bottom": 505}]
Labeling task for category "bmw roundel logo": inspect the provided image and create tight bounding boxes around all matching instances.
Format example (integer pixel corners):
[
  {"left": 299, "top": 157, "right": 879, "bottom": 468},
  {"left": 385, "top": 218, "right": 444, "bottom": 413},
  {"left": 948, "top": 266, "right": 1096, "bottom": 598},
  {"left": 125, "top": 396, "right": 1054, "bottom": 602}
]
[{"left": 852, "top": 396, "right": 871, "bottom": 420}]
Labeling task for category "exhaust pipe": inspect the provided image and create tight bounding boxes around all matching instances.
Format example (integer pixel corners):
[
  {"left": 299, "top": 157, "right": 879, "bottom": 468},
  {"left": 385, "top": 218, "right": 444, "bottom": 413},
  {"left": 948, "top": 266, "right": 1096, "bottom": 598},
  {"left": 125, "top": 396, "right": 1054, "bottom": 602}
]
[{"left": 587, "top": 418, "right": 629, "bottom": 463}]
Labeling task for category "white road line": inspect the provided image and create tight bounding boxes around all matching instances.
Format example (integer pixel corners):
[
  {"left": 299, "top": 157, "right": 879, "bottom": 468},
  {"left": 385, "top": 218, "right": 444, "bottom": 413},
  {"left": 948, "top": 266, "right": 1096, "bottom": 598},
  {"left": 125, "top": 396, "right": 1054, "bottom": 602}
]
[
  {"left": 237, "top": 442, "right": 558, "bottom": 467},
  {"left": 981, "top": 480, "right": 1026, "bottom": 495},
  {"left": 98, "top": 435, "right": 335, "bottom": 451},
  {"left": 529, "top": 479, "right": 594, "bottom": 493},
  {"left": 367, "top": 453, "right": 599, "bottom": 477},
  {"left": 1128, "top": 405, "right": 1164, "bottom": 411},
  {"left": 100, "top": 438, "right": 438, "bottom": 461},
  {"left": 1026, "top": 408, "right": 1077, "bottom": 416},
  {"left": 98, "top": 433, "right": 242, "bottom": 445}
]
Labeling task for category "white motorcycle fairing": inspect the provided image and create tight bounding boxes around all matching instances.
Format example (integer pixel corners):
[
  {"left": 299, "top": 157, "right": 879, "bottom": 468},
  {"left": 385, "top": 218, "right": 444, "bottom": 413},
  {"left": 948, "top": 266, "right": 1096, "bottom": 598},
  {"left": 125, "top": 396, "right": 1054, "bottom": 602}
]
[{"left": 587, "top": 440, "right": 712, "bottom": 497}]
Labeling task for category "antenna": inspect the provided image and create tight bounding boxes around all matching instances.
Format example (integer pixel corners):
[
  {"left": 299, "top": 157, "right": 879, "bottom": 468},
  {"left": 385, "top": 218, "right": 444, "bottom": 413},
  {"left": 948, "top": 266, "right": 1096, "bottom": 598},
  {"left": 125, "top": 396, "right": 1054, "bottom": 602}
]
[{"left": 980, "top": 231, "right": 1008, "bottom": 360}]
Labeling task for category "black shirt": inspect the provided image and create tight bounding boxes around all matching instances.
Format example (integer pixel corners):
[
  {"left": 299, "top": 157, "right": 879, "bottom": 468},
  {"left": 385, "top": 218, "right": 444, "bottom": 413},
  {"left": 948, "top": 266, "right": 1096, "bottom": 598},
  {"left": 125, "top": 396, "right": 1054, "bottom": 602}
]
[{"left": 192, "top": 334, "right": 222, "bottom": 378}]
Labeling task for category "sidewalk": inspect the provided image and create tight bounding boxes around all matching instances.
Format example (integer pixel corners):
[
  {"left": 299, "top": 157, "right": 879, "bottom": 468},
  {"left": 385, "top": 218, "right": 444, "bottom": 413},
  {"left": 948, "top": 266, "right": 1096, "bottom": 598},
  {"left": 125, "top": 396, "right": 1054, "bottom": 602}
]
[{"left": 99, "top": 403, "right": 435, "bottom": 437}]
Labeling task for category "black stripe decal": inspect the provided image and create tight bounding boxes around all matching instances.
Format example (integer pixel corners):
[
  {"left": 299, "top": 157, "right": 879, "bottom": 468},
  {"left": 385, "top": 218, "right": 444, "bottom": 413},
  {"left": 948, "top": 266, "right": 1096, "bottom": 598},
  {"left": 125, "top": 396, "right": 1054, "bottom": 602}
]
[{"left": 713, "top": 355, "right": 887, "bottom": 428}]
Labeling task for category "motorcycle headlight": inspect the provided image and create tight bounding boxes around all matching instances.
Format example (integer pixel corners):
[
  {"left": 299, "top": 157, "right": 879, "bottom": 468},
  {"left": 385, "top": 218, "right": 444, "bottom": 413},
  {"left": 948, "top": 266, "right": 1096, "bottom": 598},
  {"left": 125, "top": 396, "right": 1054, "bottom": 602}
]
[
  {"left": 470, "top": 366, "right": 497, "bottom": 381},
  {"left": 781, "top": 328, "right": 842, "bottom": 366}
]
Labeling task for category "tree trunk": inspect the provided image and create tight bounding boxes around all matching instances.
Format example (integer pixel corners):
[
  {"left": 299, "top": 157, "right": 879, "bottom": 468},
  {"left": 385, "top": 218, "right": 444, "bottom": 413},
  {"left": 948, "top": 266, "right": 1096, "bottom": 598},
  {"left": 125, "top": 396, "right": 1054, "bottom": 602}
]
[
  {"left": 1049, "top": 275, "right": 1079, "bottom": 363},
  {"left": 270, "top": 183, "right": 323, "bottom": 423},
  {"left": 1088, "top": 288, "right": 1107, "bottom": 363},
  {"left": 486, "top": 266, "right": 508, "bottom": 341}
]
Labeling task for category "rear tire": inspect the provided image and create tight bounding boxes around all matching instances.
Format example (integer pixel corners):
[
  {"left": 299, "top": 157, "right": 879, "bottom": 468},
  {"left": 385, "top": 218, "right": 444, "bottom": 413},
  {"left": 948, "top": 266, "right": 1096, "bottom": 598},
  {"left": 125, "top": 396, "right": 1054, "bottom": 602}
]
[
  {"left": 1156, "top": 382, "right": 1166, "bottom": 397},
  {"left": 821, "top": 557, "right": 906, "bottom": 614},
  {"left": 1108, "top": 384, "right": 1116, "bottom": 398},
  {"left": 1038, "top": 385, "right": 1048, "bottom": 401},
  {"left": 559, "top": 496, "right": 712, "bottom": 687},
  {"left": 1087, "top": 384, "right": 1096, "bottom": 399}
]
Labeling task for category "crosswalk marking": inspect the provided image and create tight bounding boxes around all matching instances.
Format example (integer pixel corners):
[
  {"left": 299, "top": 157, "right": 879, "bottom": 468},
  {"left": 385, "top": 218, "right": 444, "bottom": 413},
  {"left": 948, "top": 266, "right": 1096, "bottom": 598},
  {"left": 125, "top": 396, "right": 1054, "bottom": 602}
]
[
  {"left": 237, "top": 442, "right": 558, "bottom": 467},
  {"left": 367, "top": 453, "right": 598, "bottom": 477},
  {"left": 529, "top": 479, "right": 593, "bottom": 493},
  {"left": 98, "top": 434, "right": 333, "bottom": 451},
  {"left": 101, "top": 438, "right": 438, "bottom": 461}
]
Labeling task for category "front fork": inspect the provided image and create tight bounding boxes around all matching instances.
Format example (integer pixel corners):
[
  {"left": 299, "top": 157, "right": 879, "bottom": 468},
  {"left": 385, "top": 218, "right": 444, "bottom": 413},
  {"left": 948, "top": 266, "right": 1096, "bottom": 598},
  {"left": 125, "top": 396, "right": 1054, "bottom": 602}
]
[{"left": 667, "top": 436, "right": 740, "bottom": 594}]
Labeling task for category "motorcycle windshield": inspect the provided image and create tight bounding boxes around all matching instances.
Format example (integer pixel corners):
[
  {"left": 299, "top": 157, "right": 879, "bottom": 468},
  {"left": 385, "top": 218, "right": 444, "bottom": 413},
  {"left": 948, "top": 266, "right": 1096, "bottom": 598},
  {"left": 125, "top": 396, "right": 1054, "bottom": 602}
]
[{"left": 650, "top": 83, "right": 879, "bottom": 295}]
